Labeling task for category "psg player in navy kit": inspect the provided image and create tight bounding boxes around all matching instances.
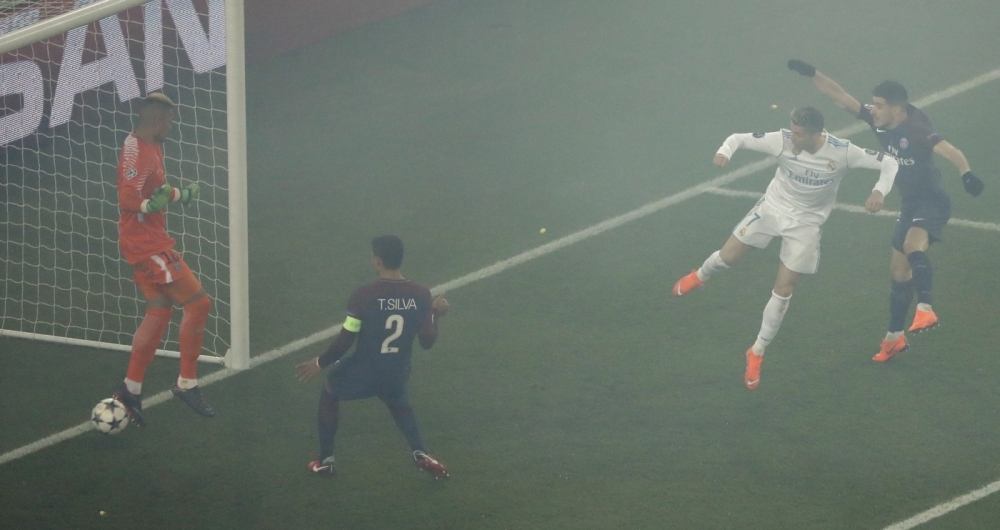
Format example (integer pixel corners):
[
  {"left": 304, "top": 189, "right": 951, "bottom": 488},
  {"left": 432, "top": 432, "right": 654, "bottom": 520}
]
[
  {"left": 296, "top": 235, "right": 451, "bottom": 478},
  {"left": 788, "top": 60, "right": 985, "bottom": 362}
]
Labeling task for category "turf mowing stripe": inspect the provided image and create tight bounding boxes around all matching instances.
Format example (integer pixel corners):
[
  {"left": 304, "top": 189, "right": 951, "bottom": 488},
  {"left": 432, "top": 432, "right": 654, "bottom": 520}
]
[
  {"left": 2, "top": 70, "right": 997, "bottom": 481},
  {"left": 704, "top": 188, "right": 1000, "bottom": 232}
]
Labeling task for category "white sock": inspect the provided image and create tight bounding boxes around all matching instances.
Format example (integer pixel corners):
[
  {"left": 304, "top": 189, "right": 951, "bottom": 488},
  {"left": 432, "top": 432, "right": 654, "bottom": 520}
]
[
  {"left": 176, "top": 376, "right": 198, "bottom": 390},
  {"left": 124, "top": 378, "right": 142, "bottom": 395},
  {"left": 916, "top": 303, "right": 932, "bottom": 312},
  {"left": 885, "top": 331, "right": 904, "bottom": 342},
  {"left": 696, "top": 251, "right": 729, "bottom": 282},
  {"left": 755, "top": 291, "right": 791, "bottom": 355}
]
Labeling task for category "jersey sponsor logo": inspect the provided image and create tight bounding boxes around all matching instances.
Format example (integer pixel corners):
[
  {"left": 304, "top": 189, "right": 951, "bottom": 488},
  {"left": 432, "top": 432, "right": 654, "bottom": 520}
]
[
  {"left": 378, "top": 298, "right": 417, "bottom": 311},
  {"left": 886, "top": 151, "right": 916, "bottom": 165},
  {"left": 786, "top": 168, "right": 834, "bottom": 187},
  {"left": 125, "top": 167, "right": 138, "bottom": 180},
  {"left": 753, "top": 131, "right": 765, "bottom": 138},
  {"left": 899, "top": 137, "right": 909, "bottom": 149}
]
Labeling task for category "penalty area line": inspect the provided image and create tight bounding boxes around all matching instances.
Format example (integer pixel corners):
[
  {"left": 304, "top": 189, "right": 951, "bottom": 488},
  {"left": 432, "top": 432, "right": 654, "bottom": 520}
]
[
  {"left": 1, "top": 69, "right": 998, "bottom": 487},
  {"left": 704, "top": 187, "right": 1000, "bottom": 232}
]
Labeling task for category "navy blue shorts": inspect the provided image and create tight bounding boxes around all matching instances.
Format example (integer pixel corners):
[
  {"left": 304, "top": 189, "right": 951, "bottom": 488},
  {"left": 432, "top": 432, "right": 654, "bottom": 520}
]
[
  {"left": 892, "top": 199, "right": 951, "bottom": 253},
  {"left": 326, "top": 361, "right": 410, "bottom": 404}
]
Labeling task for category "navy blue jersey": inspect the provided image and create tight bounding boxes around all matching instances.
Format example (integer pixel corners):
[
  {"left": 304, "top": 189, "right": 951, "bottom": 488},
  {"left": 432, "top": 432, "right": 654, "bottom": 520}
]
[
  {"left": 859, "top": 104, "right": 948, "bottom": 209},
  {"left": 342, "top": 279, "right": 435, "bottom": 371}
]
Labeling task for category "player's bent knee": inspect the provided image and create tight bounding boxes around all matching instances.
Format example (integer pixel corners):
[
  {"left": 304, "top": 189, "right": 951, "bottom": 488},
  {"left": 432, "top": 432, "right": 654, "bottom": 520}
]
[{"left": 183, "top": 294, "right": 212, "bottom": 317}]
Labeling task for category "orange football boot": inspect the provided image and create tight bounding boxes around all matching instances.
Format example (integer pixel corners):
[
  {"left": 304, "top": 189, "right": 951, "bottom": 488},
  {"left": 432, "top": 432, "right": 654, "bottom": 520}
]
[
  {"left": 873, "top": 335, "right": 909, "bottom": 362},
  {"left": 672, "top": 270, "right": 704, "bottom": 297},
  {"left": 744, "top": 348, "right": 763, "bottom": 390},
  {"left": 908, "top": 308, "right": 938, "bottom": 333}
]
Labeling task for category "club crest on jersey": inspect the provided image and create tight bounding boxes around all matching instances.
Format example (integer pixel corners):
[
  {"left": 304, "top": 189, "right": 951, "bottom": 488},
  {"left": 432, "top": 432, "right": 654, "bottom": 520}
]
[
  {"left": 753, "top": 131, "right": 765, "bottom": 138},
  {"left": 827, "top": 161, "right": 836, "bottom": 171},
  {"left": 899, "top": 137, "right": 908, "bottom": 149},
  {"left": 126, "top": 168, "right": 137, "bottom": 180}
]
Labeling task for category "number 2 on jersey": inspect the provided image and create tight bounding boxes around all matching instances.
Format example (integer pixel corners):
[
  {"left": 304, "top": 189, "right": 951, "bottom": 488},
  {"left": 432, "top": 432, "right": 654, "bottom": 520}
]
[{"left": 381, "top": 314, "right": 404, "bottom": 354}]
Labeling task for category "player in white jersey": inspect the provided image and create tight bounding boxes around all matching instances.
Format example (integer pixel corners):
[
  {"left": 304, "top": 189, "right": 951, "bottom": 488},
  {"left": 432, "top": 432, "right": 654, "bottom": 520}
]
[{"left": 671, "top": 107, "right": 898, "bottom": 391}]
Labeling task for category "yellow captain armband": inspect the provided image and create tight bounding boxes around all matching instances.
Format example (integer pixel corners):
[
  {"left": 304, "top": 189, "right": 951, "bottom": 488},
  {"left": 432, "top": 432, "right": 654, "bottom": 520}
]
[{"left": 343, "top": 315, "right": 362, "bottom": 333}]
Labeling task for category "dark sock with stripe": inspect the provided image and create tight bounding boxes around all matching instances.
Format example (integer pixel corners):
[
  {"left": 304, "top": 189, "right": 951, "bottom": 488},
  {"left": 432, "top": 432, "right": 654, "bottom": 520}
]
[
  {"left": 907, "top": 251, "right": 933, "bottom": 305},
  {"left": 317, "top": 388, "right": 339, "bottom": 460},
  {"left": 383, "top": 399, "right": 425, "bottom": 453},
  {"left": 889, "top": 280, "right": 914, "bottom": 333}
]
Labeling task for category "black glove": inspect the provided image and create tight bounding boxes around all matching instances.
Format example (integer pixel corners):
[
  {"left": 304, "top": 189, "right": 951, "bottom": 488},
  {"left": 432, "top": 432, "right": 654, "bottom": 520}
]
[
  {"left": 788, "top": 59, "right": 816, "bottom": 78},
  {"left": 962, "top": 171, "right": 984, "bottom": 197}
]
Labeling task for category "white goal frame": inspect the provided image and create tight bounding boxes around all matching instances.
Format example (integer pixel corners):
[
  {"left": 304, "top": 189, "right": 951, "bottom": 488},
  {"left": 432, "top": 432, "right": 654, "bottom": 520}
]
[{"left": 0, "top": 0, "right": 249, "bottom": 369}]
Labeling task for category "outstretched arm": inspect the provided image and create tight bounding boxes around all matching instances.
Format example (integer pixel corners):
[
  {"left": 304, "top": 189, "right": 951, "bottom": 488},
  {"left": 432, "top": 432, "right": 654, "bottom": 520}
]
[
  {"left": 846, "top": 143, "right": 898, "bottom": 212},
  {"left": 295, "top": 327, "right": 358, "bottom": 381},
  {"left": 934, "top": 140, "right": 984, "bottom": 196},
  {"left": 715, "top": 131, "right": 784, "bottom": 168},
  {"left": 788, "top": 60, "right": 862, "bottom": 116}
]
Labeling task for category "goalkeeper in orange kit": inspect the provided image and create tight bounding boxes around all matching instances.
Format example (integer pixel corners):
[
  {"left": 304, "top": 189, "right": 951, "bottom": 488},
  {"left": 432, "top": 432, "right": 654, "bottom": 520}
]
[{"left": 111, "top": 93, "right": 214, "bottom": 424}]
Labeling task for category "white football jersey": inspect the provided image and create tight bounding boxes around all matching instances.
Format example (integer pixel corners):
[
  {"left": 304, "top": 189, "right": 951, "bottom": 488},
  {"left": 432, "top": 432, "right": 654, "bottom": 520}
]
[{"left": 716, "top": 130, "right": 898, "bottom": 226}]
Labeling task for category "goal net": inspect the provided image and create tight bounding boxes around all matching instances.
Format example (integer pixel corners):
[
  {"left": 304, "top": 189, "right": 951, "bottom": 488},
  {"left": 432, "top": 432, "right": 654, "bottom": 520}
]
[{"left": 0, "top": 0, "right": 249, "bottom": 369}]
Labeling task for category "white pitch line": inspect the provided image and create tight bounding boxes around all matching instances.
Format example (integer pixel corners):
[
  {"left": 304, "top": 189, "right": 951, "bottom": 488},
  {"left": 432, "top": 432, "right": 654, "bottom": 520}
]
[
  {"left": 705, "top": 187, "right": 1000, "bottom": 232},
  {"left": 883, "top": 479, "right": 1000, "bottom": 530},
  {"left": 2, "top": 67, "right": 998, "bottom": 499}
]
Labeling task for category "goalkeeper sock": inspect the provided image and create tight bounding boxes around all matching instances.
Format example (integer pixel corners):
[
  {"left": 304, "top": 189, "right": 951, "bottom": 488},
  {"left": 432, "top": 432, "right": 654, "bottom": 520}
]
[
  {"left": 318, "top": 388, "right": 340, "bottom": 460},
  {"left": 697, "top": 251, "right": 730, "bottom": 282},
  {"left": 178, "top": 295, "right": 211, "bottom": 380},
  {"left": 754, "top": 291, "right": 791, "bottom": 354},
  {"left": 126, "top": 307, "right": 173, "bottom": 385}
]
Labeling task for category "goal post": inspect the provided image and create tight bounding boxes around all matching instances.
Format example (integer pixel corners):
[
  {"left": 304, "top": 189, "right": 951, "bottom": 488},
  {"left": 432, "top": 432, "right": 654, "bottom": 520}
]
[{"left": 0, "top": 0, "right": 250, "bottom": 370}]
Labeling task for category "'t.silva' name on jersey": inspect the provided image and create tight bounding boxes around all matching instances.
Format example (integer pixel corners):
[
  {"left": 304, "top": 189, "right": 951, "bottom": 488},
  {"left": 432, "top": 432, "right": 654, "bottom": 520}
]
[{"left": 378, "top": 298, "right": 418, "bottom": 310}]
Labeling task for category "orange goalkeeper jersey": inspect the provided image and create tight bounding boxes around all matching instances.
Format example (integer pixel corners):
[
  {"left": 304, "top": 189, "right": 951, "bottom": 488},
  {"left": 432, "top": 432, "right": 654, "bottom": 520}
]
[{"left": 116, "top": 133, "right": 176, "bottom": 265}]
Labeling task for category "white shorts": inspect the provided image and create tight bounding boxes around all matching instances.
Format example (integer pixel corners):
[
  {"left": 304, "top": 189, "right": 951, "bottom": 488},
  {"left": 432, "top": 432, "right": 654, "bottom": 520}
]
[{"left": 732, "top": 198, "right": 821, "bottom": 274}]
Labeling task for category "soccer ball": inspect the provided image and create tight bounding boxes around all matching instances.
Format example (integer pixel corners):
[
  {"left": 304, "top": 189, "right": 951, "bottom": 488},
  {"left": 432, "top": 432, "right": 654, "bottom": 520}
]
[{"left": 91, "top": 398, "right": 129, "bottom": 434}]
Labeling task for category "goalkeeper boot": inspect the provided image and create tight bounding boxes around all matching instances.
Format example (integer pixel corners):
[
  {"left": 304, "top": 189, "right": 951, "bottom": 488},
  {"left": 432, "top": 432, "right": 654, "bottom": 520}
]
[
  {"left": 308, "top": 456, "right": 336, "bottom": 477},
  {"left": 908, "top": 308, "right": 939, "bottom": 333},
  {"left": 744, "top": 348, "right": 763, "bottom": 391},
  {"left": 873, "top": 335, "right": 909, "bottom": 362},
  {"left": 171, "top": 385, "right": 216, "bottom": 417},
  {"left": 413, "top": 451, "right": 450, "bottom": 479},
  {"left": 113, "top": 383, "right": 147, "bottom": 427},
  {"left": 672, "top": 270, "right": 704, "bottom": 297}
]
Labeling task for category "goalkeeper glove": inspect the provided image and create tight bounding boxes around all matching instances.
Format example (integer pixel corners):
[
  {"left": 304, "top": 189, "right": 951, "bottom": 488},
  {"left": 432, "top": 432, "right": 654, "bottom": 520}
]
[
  {"left": 177, "top": 183, "right": 200, "bottom": 205},
  {"left": 962, "top": 171, "right": 984, "bottom": 197},
  {"left": 142, "top": 184, "right": 172, "bottom": 213},
  {"left": 787, "top": 59, "right": 816, "bottom": 78}
]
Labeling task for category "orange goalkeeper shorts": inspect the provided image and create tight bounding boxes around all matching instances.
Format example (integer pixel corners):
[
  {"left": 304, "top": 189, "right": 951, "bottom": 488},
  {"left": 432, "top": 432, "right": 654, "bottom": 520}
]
[{"left": 132, "top": 249, "right": 202, "bottom": 303}]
